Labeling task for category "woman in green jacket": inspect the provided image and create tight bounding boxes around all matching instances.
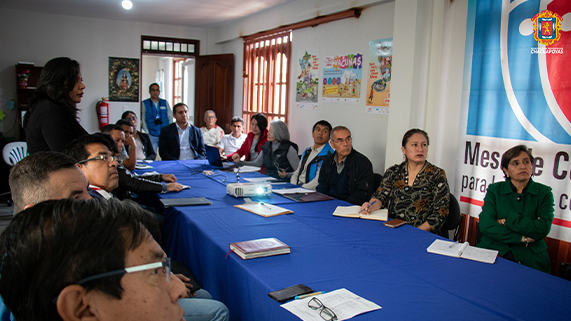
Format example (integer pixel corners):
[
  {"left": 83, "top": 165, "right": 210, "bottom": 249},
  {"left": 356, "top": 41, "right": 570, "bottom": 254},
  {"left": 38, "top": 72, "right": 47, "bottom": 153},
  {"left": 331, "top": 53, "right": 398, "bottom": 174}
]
[{"left": 477, "top": 145, "right": 554, "bottom": 273}]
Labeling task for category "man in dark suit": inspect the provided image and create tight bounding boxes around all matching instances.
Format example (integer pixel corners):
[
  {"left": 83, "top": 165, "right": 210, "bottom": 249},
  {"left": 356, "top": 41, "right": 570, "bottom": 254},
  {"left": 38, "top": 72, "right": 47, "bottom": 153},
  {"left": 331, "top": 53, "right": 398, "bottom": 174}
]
[{"left": 159, "top": 103, "right": 206, "bottom": 160}]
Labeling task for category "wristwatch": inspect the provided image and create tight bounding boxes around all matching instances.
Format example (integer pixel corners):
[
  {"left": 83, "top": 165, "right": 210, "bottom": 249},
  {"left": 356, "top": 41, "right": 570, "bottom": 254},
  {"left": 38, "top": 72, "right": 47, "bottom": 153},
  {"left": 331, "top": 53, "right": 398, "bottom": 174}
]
[
  {"left": 161, "top": 182, "right": 168, "bottom": 193},
  {"left": 524, "top": 237, "right": 530, "bottom": 247}
]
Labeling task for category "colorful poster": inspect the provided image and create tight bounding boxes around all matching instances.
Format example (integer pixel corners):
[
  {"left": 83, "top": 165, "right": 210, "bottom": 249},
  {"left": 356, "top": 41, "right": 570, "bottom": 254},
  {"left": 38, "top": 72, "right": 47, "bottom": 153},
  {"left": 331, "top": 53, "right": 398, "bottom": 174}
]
[
  {"left": 321, "top": 53, "right": 362, "bottom": 103},
  {"left": 459, "top": 0, "right": 571, "bottom": 242},
  {"left": 366, "top": 38, "right": 392, "bottom": 114},
  {"left": 296, "top": 50, "right": 319, "bottom": 109}
]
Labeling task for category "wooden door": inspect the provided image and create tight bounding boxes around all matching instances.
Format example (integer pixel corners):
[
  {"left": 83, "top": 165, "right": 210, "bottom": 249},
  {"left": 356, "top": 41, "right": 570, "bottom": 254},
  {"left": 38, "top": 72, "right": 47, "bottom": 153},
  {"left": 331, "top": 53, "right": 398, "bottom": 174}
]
[{"left": 195, "top": 54, "right": 234, "bottom": 133}]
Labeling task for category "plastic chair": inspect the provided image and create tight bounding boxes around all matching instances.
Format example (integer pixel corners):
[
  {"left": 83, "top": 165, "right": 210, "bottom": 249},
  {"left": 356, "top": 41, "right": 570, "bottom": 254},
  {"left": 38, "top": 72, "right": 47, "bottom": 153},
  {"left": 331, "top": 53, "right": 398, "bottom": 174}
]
[
  {"left": 3, "top": 141, "right": 28, "bottom": 166},
  {"left": 440, "top": 193, "right": 461, "bottom": 240}
]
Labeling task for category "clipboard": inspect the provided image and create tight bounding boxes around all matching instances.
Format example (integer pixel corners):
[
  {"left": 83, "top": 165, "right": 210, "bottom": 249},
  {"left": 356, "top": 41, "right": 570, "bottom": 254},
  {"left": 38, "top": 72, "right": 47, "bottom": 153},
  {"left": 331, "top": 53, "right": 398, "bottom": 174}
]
[{"left": 234, "top": 203, "right": 293, "bottom": 217}]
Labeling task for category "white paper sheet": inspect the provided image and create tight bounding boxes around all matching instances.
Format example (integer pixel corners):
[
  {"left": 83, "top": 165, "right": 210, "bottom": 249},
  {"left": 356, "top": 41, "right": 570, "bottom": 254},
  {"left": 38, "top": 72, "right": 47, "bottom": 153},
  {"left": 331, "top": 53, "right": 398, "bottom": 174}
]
[
  {"left": 234, "top": 166, "right": 262, "bottom": 173},
  {"left": 281, "top": 288, "right": 381, "bottom": 321}
]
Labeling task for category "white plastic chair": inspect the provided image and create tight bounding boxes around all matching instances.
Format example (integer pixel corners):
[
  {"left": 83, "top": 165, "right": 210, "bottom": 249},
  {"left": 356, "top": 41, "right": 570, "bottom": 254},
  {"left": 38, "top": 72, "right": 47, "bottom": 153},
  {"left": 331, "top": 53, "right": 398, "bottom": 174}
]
[{"left": 3, "top": 141, "right": 28, "bottom": 166}]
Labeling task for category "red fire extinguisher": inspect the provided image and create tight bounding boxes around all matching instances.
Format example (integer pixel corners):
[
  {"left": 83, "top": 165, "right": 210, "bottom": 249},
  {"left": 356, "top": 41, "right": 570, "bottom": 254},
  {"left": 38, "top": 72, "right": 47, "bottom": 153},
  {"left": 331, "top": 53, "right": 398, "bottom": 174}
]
[{"left": 96, "top": 97, "right": 109, "bottom": 130}]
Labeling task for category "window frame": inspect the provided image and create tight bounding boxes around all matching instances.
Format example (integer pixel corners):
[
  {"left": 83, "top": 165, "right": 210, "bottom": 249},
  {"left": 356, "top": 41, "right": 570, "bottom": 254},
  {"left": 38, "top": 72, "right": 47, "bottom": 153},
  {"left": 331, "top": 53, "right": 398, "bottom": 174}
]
[{"left": 242, "top": 31, "right": 292, "bottom": 131}]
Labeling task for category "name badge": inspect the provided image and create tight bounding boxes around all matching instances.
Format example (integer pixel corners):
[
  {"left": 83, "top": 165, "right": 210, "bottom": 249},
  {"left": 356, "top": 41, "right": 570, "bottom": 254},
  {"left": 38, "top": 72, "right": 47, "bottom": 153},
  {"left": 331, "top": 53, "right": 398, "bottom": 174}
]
[{"left": 160, "top": 106, "right": 167, "bottom": 109}]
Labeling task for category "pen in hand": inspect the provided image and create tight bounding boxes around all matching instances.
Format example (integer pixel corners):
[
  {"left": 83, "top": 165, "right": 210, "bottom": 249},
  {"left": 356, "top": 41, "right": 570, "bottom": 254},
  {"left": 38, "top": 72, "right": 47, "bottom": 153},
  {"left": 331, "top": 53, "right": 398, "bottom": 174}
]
[{"left": 360, "top": 200, "right": 377, "bottom": 214}]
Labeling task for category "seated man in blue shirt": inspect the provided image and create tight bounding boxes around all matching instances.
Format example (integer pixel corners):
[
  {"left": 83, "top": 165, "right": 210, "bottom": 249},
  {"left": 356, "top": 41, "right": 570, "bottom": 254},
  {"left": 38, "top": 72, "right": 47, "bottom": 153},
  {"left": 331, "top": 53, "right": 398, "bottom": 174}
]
[
  {"left": 290, "top": 120, "right": 334, "bottom": 190},
  {"left": 159, "top": 103, "right": 206, "bottom": 160},
  {"left": 317, "top": 126, "right": 374, "bottom": 205}
]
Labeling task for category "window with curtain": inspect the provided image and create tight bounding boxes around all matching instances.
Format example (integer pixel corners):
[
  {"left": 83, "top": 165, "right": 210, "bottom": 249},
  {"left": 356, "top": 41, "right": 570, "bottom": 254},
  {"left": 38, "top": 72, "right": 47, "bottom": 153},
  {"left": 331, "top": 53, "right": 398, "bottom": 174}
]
[{"left": 242, "top": 31, "right": 292, "bottom": 131}]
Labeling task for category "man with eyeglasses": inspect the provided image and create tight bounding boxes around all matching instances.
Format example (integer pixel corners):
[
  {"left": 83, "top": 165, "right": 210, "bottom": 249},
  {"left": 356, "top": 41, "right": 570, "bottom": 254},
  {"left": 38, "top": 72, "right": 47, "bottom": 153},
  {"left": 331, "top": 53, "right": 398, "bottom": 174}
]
[
  {"left": 64, "top": 133, "right": 120, "bottom": 199},
  {"left": 98, "top": 127, "right": 184, "bottom": 200},
  {"left": 317, "top": 126, "right": 374, "bottom": 205},
  {"left": 142, "top": 83, "right": 173, "bottom": 155},
  {"left": 0, "top": 198, "right": 188, "bottom": 321},
  {"left": 201, "top": 110, "right": 224, "bottom": 146}
]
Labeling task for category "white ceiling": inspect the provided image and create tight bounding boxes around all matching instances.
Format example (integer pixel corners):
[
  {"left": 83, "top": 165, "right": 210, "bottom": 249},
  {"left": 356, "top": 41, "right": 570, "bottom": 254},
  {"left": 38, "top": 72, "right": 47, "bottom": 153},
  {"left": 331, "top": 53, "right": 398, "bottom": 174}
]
[{"left": 0, "top": 0, "right": 296, "bottom": 27}]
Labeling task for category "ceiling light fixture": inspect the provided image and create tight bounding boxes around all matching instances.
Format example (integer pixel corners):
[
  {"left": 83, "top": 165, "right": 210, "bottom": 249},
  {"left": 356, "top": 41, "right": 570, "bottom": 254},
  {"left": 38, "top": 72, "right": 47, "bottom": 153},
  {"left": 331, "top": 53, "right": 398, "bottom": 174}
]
[{"left": 122, "top": 0, "right": 133, "bottom": 10}]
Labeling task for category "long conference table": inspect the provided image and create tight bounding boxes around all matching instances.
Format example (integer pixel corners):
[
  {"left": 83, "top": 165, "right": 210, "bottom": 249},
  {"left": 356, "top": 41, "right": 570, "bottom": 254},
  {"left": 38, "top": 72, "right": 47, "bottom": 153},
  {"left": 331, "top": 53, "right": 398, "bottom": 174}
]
[{"left": 139, "top": 160, "right": 571, "bottom": 321}]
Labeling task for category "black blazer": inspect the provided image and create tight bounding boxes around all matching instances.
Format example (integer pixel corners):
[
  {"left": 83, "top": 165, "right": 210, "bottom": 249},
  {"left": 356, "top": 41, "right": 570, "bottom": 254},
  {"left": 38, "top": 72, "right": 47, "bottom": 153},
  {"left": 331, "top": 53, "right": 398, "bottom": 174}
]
[
  {"left": 158, "top": 123, "right": 206, "bottom": 160},
  {"left": 316, "top": 148, "right": 374, "bottom": 205},
  {"left": 138, "top": 132, "right": 156, "bottom": 160}
]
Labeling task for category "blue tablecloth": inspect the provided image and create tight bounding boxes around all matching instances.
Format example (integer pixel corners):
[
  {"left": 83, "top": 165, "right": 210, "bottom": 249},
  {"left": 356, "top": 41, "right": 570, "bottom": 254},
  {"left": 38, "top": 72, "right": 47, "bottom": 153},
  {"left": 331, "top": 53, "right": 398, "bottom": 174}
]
[{"left": 150, "top": 160, "right": 571, "bottom": 321}]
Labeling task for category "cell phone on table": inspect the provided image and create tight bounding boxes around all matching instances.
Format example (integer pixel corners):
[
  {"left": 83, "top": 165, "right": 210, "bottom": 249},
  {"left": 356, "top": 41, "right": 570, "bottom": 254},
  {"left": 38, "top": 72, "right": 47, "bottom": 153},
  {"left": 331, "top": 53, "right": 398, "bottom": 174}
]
[{"left": 268, "top": 284, "right": 313, "bottom": 302}]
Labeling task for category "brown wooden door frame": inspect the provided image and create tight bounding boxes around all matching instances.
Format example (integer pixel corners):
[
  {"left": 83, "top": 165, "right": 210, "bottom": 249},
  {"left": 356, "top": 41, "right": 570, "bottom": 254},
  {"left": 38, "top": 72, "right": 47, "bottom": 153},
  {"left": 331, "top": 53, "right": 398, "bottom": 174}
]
[{"left": 195, "top": 54, "right": 235, "bottom": 133}]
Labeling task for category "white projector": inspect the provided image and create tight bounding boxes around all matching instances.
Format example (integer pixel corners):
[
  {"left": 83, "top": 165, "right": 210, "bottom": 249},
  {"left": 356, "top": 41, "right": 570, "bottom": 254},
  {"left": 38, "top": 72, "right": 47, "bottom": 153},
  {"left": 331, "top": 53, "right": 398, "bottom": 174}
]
[{"left": 226, "top": 182, "right": 272, "bottom": 197}]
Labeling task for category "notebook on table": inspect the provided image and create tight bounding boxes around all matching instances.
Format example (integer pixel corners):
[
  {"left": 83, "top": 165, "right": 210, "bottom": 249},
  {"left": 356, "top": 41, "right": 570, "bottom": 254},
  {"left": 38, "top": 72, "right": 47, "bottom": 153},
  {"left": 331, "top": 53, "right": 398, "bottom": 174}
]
[
  {"left": 160, "top": 197, "right": 212, "bottom": 208},
  {"left": 229, "top": 237, "right": 290, "bottom": 260},
  {"left": 333, "top": 205, "right": 388, "bottom": 221}
]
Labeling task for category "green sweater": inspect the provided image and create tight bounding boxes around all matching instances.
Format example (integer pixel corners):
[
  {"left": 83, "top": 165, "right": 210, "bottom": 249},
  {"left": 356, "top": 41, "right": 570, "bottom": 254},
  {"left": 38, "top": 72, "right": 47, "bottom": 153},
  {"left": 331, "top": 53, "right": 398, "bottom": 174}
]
[{"left": 477, "top": 178, "right": 554, "bottom": 273}]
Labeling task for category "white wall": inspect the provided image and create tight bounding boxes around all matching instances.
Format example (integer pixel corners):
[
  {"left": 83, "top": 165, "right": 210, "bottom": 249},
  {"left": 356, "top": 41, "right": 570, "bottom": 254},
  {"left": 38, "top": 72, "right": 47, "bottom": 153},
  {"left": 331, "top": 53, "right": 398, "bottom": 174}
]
[
  {"left": 0, "top": 8, "right": 217, "bottom": 136},
  {"left": 219, "top": 1, "right": 395, "bottom": 173},
  {"left": 218, "top": 0, "right": 469, "bottom": 192}
]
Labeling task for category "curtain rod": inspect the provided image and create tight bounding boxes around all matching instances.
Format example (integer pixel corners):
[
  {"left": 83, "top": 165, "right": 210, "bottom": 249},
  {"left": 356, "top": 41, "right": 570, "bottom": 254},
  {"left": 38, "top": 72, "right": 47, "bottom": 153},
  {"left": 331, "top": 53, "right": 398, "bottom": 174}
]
[{"left": 243, "top": 8, "right": 362, "bottom": 42}]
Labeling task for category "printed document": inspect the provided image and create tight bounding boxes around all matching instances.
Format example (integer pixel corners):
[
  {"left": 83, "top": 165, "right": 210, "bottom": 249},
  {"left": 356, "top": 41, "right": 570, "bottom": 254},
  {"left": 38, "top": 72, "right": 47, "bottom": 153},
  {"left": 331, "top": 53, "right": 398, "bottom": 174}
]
[{"left": 281, "top": 288, "right": 381, "bottom": 321}]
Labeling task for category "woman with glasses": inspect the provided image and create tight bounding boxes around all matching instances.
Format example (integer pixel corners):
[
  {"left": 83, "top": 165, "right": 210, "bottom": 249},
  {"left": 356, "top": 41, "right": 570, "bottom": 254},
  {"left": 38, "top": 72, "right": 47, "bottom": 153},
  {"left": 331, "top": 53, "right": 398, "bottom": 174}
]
[
  {"left": 24, "top": 57, "right": 88, "bottom": 154},
  {"left": 476, "top": 145, "right": 554, "bottom": 273},
  {"left": 360, "top": 128, "right": 450, "bottom": 234},
  {"left": 237, "top": 120, "right": 299, "bottom": 180},
  {"left": 121, "top": 110, "right": 156, "bottom": 160}
]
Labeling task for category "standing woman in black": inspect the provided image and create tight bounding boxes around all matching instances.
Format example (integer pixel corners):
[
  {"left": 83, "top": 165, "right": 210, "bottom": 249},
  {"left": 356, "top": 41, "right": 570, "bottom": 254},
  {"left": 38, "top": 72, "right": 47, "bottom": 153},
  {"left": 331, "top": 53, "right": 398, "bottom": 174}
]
[{"left": 24, "top": 57, "right": 88, "bottom": 154}]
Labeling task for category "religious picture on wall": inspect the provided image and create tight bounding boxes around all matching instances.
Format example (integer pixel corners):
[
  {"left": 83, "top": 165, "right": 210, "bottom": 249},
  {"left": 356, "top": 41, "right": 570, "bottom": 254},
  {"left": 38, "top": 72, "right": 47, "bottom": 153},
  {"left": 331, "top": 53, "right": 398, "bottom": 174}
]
[
  {"left": 108, "top": 57, "right": 139, "bottom": 102},
  {"left": 321, "top": 53, "right": 362, "bottom": 103},
  {"left": 296, "top": 50, "right": 319, "bottom": 109},
  {"left": 366, "top": 38, "right": 392, "bottom": 114}
]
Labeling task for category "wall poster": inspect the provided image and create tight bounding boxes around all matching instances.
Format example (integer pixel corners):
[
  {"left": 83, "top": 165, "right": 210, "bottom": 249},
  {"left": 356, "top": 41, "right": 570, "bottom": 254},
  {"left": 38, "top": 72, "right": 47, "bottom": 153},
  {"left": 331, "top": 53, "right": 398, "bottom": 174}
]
[
  {"left": 321, "top": 53, "right": 362, "bottom": 103},
  {"left": 295, "top": 50, "right": 319, "bottom": 109},
  {"left": 108, "top": 57, "right": 139, "bottom": 102},
  {"left": 366, "top": 38, "right": 392, "bottom": 114}
]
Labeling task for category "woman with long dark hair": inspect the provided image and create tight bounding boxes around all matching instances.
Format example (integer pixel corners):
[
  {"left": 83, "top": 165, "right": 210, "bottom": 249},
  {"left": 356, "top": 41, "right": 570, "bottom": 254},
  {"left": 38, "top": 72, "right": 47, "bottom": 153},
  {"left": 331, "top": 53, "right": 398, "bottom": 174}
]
[
  {"left": 228, "top": 113, "right": 268, "bottom": 162},
  {"left": 24, "top": 57, "right": 88, "bottom": 153}
]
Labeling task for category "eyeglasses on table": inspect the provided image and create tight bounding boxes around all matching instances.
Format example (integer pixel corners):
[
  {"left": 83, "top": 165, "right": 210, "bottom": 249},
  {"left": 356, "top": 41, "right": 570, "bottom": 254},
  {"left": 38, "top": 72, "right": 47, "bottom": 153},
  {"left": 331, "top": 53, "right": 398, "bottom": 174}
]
[{"left": 308, "top": 297, "right": 338, "bottom": 321}]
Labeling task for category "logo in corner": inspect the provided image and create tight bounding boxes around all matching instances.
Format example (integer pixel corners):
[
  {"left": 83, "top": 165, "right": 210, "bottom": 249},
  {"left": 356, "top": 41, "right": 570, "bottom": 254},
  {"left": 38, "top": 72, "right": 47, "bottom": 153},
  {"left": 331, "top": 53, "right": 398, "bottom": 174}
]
[{"left": 532, "top": 10, "right": 562, "bottom": 46}]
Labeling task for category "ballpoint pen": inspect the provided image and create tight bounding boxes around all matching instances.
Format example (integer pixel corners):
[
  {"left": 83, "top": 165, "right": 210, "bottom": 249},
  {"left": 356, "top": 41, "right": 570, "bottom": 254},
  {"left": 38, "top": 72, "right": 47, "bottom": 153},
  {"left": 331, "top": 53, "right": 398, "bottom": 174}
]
[
  {"left": 448, "top": 241, "right": 459, "bottom": 248},
  {"left": 260, "top": 202, "right": 272, "bottom": 210},
  {"left": 295, "top": 291, "right": 324, "bottom": 300}
]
